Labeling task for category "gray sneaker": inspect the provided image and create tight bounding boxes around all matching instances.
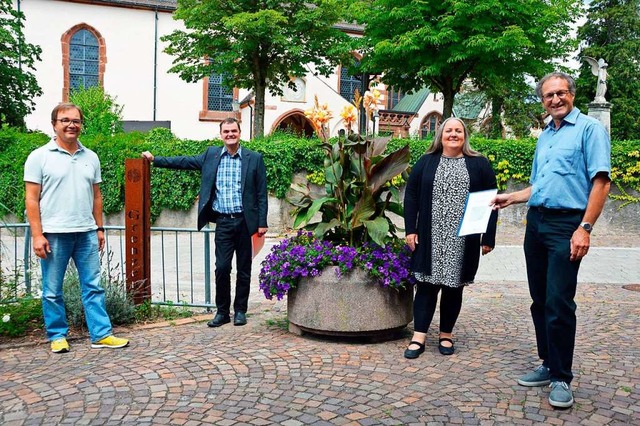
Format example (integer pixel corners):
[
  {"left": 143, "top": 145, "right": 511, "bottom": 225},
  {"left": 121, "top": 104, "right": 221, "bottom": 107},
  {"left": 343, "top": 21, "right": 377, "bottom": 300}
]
[
  {"left": 517, "top": 365, "right": 551, "bottom": 386},
  {"left": 549, "top": 381, "right": 574, "bottom": 408}
]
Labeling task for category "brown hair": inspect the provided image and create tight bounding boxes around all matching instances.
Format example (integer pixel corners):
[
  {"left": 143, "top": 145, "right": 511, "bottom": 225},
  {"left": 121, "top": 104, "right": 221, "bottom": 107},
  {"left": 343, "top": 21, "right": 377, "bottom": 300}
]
[
  {"left": 51, "top": 103, "right": 84, "bottom": 123},
  {"left": 219, "top": 117, "right": 241, "bottom": 132}
]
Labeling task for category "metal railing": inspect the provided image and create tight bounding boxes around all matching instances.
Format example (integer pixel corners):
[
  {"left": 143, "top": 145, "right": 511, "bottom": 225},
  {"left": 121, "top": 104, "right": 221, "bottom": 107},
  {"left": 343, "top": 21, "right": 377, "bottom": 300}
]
[{"left": 0, "top": 223, "right": 216, "bottom": 309}]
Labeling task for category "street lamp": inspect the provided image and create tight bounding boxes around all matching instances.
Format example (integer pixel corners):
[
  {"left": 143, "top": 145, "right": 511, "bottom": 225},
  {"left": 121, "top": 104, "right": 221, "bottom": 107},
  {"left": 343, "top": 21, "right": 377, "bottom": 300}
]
[
  {"left": 372, "top": 109, "right": 380, "bottom": 135},
  {"left": 231, "top": 100, "right": 240, "bottom": 112}
]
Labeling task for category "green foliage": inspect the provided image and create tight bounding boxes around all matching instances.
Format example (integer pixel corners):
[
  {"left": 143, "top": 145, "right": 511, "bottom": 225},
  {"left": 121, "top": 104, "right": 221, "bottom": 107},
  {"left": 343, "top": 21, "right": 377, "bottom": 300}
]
[
  {"left": 0, "top": 266, "right": 43, "bottom": 338},
  {"left": 63, "top": 260, "right": 136, "bottom": 327},
  {"left": 264, "top": 315, "right": 289, "bottom": 330},
  {"left": 1, "top": 127, "right": 638, "bottom": 222},
  {"left": 575, "top": 0, "right": 640, "bottom": 140},
  {"left": 162, "top": 0, "right": 353, "bottom": 137},
  {"left": 134, "top": 300, "right": 194, "bottom": 322},
  {"left": 0, "top": 128, "right": 48, "bottom": 217},
  {"left": 288, "top": 131, "right": 410, "bottom": 247},
  {"left": 0, "top": 0, "right": 43, "bottom": 129},
  {"left": 356, "top": 0, "right": 581, "bottom": 119},
  {"left": 69, "top": 86, "right": 124, "bottom": 136},
  {"left": 0, "top": 297, "right": 42, "bottom": 337}
]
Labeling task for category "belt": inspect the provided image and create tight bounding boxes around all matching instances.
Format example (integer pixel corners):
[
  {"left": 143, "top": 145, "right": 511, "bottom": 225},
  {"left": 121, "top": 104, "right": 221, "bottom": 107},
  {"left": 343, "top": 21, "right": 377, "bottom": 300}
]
[
  {"left": 532, "top": 206, "right": 584, "bottom": 215},
  {"left": 215, "top": 212, "right": 244, "bottom": 219}
]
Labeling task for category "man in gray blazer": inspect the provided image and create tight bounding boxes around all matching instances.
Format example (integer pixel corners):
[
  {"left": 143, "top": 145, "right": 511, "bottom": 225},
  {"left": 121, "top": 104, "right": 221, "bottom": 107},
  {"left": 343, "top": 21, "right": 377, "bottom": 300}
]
[{"left": 142, "top": 118, "right": 268, "bottom": 327}]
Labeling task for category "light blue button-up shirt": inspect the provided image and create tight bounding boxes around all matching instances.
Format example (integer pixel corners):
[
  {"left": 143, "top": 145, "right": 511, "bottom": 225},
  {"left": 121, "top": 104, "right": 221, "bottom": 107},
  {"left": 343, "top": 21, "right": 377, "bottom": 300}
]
[{"left": 528, "top": 108, "right": 611, "bottom": 210}]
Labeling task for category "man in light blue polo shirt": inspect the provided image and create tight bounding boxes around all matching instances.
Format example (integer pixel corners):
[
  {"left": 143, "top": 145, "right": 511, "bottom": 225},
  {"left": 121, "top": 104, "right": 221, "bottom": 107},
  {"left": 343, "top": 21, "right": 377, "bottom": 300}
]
[
  {"left": 24, "top": 103, "right": 129, "bottom": 353},
  {"left": 492, "top": 72, "right": 611, "bottom": 408}
]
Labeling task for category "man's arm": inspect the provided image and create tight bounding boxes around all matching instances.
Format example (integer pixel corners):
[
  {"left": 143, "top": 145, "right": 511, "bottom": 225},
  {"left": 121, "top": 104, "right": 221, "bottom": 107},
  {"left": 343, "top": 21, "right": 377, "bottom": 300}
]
[
  {"left": 491, "top": 186, "right": 532, "bottom": 210},
  {"left": 142, "top": 150, "right": 206, "bottom": 170},
  {"left": 570, "top": 172, "right": 611, "bottom": 261},
  {"left": 93, "top": 184, "right": 105, "bottom": 251},
  {"left": 25, "top": 182, "right": 49, "bottom": 259}
]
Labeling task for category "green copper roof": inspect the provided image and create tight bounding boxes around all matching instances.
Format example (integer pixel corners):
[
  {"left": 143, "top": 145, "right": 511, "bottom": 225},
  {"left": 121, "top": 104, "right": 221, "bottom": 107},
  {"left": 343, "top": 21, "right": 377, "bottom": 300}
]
[
  {"left": 453, "top": 91, "right": 487, "bottom": 120},
  {"left": 392, "top": 88, "right": 430, "bottom": 113}
]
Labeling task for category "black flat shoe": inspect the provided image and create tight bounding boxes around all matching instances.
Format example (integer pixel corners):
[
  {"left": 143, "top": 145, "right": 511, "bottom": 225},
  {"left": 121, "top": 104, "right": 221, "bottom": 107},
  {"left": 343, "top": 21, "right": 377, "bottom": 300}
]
[
  {"left": 207, "top": 314, "right": 230, "bottom": 327},
  {"left": 404, "top": 341, "right": 426, "bottom": 359},
  {"left": 438, "top": 337, "right": 455, "bottom": 355},
  {"left": 234, "top": 312, "right": 247, "bottom": 326}
]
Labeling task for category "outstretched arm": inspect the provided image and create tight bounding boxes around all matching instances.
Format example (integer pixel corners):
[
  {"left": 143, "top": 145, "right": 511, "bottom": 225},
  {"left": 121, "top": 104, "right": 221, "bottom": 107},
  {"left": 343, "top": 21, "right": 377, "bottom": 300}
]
[{"left": 491, "top": 186, "right": 532, "bottom": 210}]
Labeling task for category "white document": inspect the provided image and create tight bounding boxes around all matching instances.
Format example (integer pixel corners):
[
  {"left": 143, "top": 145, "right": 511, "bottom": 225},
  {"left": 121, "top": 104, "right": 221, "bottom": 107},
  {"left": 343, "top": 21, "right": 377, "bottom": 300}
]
[{"left": 457, "top": 189, "right": 498, "bottom": 236}]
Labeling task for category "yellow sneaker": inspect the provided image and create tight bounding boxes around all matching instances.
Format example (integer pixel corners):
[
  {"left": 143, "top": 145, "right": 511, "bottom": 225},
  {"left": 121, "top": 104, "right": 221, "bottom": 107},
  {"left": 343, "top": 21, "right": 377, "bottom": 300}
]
[
  {"left": 51, "top": 338, "right": 70, "bottom": 353},
  {"left": 91, "top": 335, "right": 129, "bottom": 349}
]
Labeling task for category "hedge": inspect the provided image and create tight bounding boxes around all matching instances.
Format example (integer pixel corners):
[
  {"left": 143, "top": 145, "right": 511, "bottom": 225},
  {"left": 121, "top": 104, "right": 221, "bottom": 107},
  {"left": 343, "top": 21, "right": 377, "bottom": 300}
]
[{"left": 0, "top": 127, "right": 638, "bottom": 221}]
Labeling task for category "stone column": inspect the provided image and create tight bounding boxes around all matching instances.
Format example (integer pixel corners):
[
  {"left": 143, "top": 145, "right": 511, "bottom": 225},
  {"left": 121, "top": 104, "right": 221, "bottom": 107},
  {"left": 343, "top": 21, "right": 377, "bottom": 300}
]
[{"left": 588, "top": 101, "right": 612, "bottom": 136}]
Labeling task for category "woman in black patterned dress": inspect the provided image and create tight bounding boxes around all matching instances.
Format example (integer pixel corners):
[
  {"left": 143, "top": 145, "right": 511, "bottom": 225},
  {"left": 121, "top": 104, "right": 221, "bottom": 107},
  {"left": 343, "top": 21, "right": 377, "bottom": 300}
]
[{"left": 403, "top": 117, "right": 498, "bottom": 358}]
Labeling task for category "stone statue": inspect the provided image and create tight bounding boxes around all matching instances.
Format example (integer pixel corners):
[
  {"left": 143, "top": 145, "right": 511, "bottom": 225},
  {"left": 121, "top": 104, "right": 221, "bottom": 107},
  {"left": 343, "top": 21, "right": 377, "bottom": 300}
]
[{"left": 583, "top": 57, "right": 608, "bottom": 103}]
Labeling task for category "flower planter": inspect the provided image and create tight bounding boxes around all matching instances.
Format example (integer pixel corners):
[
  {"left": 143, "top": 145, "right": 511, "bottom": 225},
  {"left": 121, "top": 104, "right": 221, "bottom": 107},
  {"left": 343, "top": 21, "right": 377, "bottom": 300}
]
[{"left": 287, "top": 266, "right": 413, "bottom": 340}]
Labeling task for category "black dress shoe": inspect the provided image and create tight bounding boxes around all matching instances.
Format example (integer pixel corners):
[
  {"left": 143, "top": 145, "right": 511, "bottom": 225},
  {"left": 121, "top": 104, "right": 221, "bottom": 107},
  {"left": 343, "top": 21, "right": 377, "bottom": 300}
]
[
  {"left": 404, "top": 341, "right": 425, "bottom": 359},
  {"left": 207, "top": 314, "right": 230, "bottom": 327},
  {"left": 438, "top": 337, "right": 455, "bottom": 355},
  {"left": 234, "top": 312, "right": 247, "bottom": 326}
]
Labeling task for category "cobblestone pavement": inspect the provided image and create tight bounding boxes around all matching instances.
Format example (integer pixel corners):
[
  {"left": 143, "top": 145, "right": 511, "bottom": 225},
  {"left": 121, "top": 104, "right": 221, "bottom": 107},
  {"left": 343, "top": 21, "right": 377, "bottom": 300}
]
[{"left": 1, "top": 244, "right": 639, "bottom": 425}]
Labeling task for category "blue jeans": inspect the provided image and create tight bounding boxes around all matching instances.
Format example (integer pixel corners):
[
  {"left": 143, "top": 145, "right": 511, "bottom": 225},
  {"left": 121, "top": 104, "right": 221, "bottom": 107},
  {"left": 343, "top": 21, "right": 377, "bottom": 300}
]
[
  {"left": 524, "top": 208, "right": 582, "bottom": 384},
  {"left": 41, "top": 232, "right": 112, "bottom": 342}
]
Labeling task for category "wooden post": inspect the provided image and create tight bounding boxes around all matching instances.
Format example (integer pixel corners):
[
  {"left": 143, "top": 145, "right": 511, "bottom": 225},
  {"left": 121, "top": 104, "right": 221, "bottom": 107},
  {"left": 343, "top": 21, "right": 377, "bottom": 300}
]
[{"left": 124, "top": 158, "right": 151, "bottom": 305}]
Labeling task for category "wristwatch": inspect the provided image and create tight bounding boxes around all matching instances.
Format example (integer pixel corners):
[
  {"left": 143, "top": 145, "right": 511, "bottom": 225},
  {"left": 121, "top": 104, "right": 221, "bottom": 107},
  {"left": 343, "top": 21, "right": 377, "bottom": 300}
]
[{"left": 580, "top": 222, "right": 592, "bottom": 233}]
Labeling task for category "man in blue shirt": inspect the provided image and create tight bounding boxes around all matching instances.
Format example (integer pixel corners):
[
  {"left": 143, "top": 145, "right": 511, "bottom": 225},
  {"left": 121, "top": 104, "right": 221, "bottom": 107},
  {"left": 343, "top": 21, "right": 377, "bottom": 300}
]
[
  {"left": 142, "top": 118, "right": 268, "bottom": 327},
  {"left": 492, "top": 72, "right": 611, "bottom": 408}
]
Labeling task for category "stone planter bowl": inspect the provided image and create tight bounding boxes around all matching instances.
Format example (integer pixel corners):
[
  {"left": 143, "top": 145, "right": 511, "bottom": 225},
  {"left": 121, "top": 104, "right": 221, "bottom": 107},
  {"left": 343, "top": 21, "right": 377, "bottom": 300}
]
[{"left": 287, "top": 266, "right": 413, "bottom": 340}]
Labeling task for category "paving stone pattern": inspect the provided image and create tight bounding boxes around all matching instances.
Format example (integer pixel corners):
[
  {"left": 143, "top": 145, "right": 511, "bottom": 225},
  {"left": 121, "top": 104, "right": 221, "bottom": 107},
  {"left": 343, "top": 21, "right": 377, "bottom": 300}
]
[{"left": 1, "top": 244, "right": 639, "bottom": 425}]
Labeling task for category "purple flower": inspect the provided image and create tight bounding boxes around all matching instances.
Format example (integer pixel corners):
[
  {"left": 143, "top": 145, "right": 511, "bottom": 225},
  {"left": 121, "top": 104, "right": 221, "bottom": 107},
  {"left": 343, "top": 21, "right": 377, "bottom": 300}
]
[{"left": 258, "top": 233, "right": 412, "bottom": 300}]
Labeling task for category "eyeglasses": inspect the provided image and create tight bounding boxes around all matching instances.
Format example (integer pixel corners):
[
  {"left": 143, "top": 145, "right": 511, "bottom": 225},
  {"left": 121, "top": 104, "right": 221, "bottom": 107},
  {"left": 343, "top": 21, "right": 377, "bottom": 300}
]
[
  {"left": 541, "top": 90, "right": 571, "bottom": 101},
  {"left": 55, "top": 118, "right": 83, "bottom": 126}
]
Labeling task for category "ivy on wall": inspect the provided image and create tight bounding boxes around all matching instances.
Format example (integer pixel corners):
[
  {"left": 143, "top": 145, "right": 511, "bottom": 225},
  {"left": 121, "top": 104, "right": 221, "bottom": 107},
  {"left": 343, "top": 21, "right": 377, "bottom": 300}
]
[{"left": 0, "top": 128, "right": 638, "bottom": 221}]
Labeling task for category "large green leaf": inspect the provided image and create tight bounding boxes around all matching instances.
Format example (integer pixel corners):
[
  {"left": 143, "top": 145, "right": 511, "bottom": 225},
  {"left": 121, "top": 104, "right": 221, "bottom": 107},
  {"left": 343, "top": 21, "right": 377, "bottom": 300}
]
[
  {"left": 287, "top": 182, "right": 311, "bottom": 208},
  {"left": 370, "top": 135, "right": 392, "bottom": 157},
  {"left": 350, "top": 190, "right": 376, "bottom": 229},
  {"left": 314, "top": 218, "right": 343, "bottom": 237},
  {"left": 293, "top": 196, "right": 337, "bottom": 228},
  {"left": 324, "top": 163, "right": 343, "bottom": 184},
  {"left": 364, "top": 216, "right": 390, "bottom": 246},
  {"left": 369, "top": 145, "right": 410, "bottom": 194}
]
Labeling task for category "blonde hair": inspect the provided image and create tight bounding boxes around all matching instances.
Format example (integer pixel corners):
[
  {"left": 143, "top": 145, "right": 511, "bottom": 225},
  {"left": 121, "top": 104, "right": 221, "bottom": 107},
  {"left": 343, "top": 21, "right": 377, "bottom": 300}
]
[{"left": 426, "top": 117, "right": 480, "bottom": 157}]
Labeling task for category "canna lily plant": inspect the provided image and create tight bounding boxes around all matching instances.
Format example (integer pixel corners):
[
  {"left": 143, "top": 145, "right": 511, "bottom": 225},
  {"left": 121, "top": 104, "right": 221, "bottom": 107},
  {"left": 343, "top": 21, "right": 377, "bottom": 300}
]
[{"left": 291, "top": 90, "right": 411, "bottom": 247}]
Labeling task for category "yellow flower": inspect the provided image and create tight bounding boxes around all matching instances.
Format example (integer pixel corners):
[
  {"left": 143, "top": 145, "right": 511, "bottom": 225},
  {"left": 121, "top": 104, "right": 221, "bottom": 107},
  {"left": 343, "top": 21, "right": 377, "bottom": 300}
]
[
  {"left": 305, "top": 95, "right": 334, "bottom": 141},
  {"left": 340, "top": 105, "right": 357, "bottom": 128}
]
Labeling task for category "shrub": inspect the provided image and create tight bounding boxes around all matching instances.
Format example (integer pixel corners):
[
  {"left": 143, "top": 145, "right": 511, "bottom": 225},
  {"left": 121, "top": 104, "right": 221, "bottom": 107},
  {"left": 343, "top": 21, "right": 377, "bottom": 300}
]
[{"left": 69, "top": 86, "right": 124, "bottom": 136}]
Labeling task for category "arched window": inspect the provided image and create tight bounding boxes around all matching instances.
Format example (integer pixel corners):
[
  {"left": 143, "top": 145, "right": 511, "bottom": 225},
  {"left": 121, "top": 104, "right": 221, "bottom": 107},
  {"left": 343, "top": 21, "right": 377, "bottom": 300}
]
[
  {"left": 61, "top": 24, "right": 106, "bottom": 100},
  {"left": 387, "top": 87, "right": 405, "bottom": 109},
  {"left": 207, "top": 73, "right": 233, "bottom": 111},
  {"left": 339, "top": 61, "right": 364, "bottom": 102},
  {"left": 420, "top": 112, "right": 442, "bottom": 139},
  {"left": 69, "top": 30, "right": 99, "bottom": 90}
]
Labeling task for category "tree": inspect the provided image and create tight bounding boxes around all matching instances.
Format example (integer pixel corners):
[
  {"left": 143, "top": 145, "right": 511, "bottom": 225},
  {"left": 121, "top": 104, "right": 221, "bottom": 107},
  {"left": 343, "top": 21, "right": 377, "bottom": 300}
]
[
  {"left": 575, "top": 0, "right": 640, "bottom": 140},
  {"left": 69, "top": 86, "right": 124, "bottom": 136},
  {"left": 0, "top": 0, "right": 42, "bottom": 129},
  {"left": 163, "top": 0, "right": 354, "bottom": 138},
  {"left": 355, "top": 0, "right": 581, "bottom": 120}
]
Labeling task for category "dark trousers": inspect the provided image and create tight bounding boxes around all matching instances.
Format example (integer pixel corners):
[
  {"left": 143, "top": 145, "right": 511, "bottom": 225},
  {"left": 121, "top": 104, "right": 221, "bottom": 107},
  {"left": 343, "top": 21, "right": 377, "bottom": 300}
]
[
  {"left": 214, "top": 216, "right": 252, "bottom": 316},
  {"left": 524, "top": 208, "right": 582, "bottom": 384},
  {"left": 413, "top": 284, "right": 464, "bottom": 334}
]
